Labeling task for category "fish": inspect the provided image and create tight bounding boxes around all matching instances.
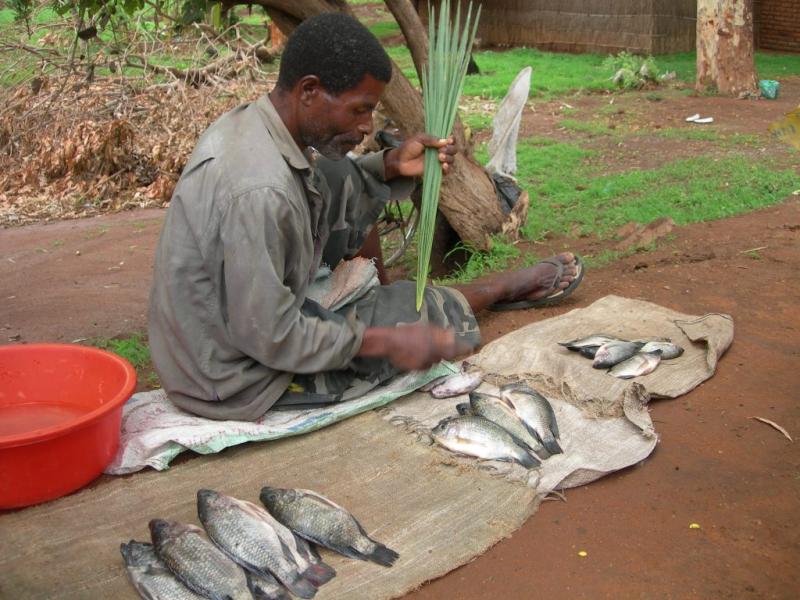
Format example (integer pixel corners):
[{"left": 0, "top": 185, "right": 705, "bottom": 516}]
[
  {"left": 577, "top": 346, "right": 600, "bottom": 359},
  {"left": 455, "top": 402, "right": 472, "bottom": 415},
  {"left": 640, "top": 340, "right": 684, "bottom": 359},
  {"left": 608, "top": 350, "right": 662, "bottom": 379},
  {"left": 419, "top": 374, "right": 450, "bottom": 392},
  {"left": 148, "top": 519, "right": 252, "bottom": 600},
  {"left": 592, "top": 341, "right": 646, "bottom": 369},
  {"left": 499, "top": 383, "right": 563, "bottom": 455},
  {"left": 558, "top": 334, "right": 625, "bottom": 351},
  {"left": 260, "top": 486, "right": 400, "bottom": 568},
  {"left": 430, "top": 369, "right": 483, "bottom": 398},
  {"left": 468, "top": 391, "right": 550, "bottom": 459},
  {"left": 430, "top": 415, "right": 540, "bottom": 468},
  {"left": 197, "top": 489, "right": 327, "bottom": 599},
  {"left": 246, "top": 571, "right": 291, "bottom": 600},
  {"left": 120, "top": 540, "right": 206, "bottom": 600}
]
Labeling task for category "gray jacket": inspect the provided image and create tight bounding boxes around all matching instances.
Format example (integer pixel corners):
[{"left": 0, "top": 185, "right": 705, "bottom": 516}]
[{"left": 148, "top": 95, "right": 412, "bottom": 420}]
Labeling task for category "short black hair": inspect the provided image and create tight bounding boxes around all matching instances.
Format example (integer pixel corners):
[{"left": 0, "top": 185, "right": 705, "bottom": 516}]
[{"left": 276, "top": 12, "right": 392, "bottom": 95}]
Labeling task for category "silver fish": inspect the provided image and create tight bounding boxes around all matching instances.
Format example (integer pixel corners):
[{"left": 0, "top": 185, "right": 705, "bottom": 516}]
[
  {"left": 120, "top": 541, "right": 205, "bottom": 600},
  {"left": 430, "top": 370, "right": 483, "bottom": 398},
  {"left": 260, "top": 487, "right": 400, "bottom": 567},
  {"left": 246, "top": 571, "right": 291, "bottom": 600},
  {"left": 431, "top": 415, "right": 540, "bottom": 468},
  {"left": 197, "top": 489, "right": 327, "bottom": 599},
  {"left": 499, "top": 383, "right": 562, "bottom": 455},
  {"left": 592, "top": 341, "right": 645, "bottom": 369},
  {"left": 640, "top": 341, "right": 684, "bottom": 359},
  {"left": 468, "top": 391, "right": 550, "bottom": 459},
  {"left": 559, "top": 334, "right": 625, "bottom": 351},
  {"left": 608, "top": 350, "right": 662, "bottom": 379},
  {"left": 578, "top": 346, "right": 600, "bottom": 359},
  {"left": 148, "top": 519, "right": 251, "bottom": 600}
]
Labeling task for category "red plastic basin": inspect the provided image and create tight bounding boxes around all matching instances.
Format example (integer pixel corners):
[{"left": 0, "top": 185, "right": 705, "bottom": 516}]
[{"left": 0, "top": 344, "right": 136, "bottom": 509}]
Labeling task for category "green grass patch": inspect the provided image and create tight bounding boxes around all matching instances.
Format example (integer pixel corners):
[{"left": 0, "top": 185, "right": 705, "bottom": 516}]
[
  {"left": 517, "top": 140, "right": 799, "bottom": 240},
  {"left": 560, "top": 118, "right": 615, "bottom": 136},
  {"left": 91, "top": 333, "right": 150, "bottom": 370},
  {"left": 435, "top": 237, "right": 521, "bottom": 285},
  {"left": 368, "top": 19, "right": 401, "bottom": 41},
  {"left": 655, "top": 127, "right": 722, "bottom": 142},
  {"left": 90, "top": 333, "right": 160, "bottom": 388},
  {"left": 466, "top": 48, "right": 610, "bottom": 100}
]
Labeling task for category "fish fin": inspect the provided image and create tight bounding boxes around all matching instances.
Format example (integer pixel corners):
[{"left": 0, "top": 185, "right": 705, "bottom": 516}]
[
  {"left": 293, "top": 534, "right": 336, "bottom": 586},
  {"left": 363, "top": 542, "right": 400, "bottom": 567},
  {"left": 246, "top": 571, "right": 291, "bottom": 600},
  {"left": 302, "top": 563, "right": 336, "bottom": 587},
  {"left": 549, "top": 416, "right": 561, "bottom": 440},
  {"left": 505, "top": 431, "right": 534, "bottom": 452},
  {"left": 518, "top": 451, "right": 541, "bottom": 469},
  {"left": 542, "top": 436, "right": 563, "bottom": 455},
  {"left": 542, "top": 401, "right": 560, "bottom": 439},
  {"left": 519, "top": 420, "right": 545, "bottom": 444},
  {"left": 348, "top": 520, "right": 399, "bottom": 567},
  {"left": 282, "top": 574, "right": 317, "bottom": 599}
]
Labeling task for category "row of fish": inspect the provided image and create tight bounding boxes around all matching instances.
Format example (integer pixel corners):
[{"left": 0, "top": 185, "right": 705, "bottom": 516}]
[
  {"left": 431, "top": 381, "right": 563, "bottom": 469},
  {"left": 121, "top": 486, "right": 398, "bottom": 600},
  {"left": 559, "top": 334, "right": 684, "bottom": 379}
]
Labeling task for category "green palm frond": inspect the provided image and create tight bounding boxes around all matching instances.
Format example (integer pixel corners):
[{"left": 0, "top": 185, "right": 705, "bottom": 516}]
[{"left": 416, "top": 0, "right": 481, "bottom": 310}]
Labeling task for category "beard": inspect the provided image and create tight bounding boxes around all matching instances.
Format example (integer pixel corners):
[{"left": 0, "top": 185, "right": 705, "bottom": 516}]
[{"left": 300, "top": 126, "right": 362, "bottom": 161}]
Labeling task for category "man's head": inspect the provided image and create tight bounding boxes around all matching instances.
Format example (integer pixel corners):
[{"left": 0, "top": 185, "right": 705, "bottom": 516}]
[
  {"left": 277, "top": 12, "right": 392, "bottom": 95},
  {"left": 274, "top": 13, "right": 393, "bottom": 160}
]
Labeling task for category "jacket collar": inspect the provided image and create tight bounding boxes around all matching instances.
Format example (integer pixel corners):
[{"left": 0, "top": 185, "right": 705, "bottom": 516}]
[{"left": 254, "top": 94, "right": 312, "bottom": 171}]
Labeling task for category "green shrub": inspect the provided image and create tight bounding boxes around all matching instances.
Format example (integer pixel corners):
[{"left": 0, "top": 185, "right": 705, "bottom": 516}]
[{"left": 603, "top": 51, "right": 660, "bottom": 89}]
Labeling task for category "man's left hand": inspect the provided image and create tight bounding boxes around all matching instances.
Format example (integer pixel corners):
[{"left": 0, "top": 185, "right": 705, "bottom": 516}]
[{"left": 383, "top": 133, "right": 456, "bottom": 180}]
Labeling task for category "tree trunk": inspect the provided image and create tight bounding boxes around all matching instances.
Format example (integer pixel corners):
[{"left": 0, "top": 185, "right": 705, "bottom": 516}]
[
  {"left": 250, "top": 0, "right": 512, "bottom": 251},
  {"left": 696, "top": 0, "right": 758, "bottom": 97}
]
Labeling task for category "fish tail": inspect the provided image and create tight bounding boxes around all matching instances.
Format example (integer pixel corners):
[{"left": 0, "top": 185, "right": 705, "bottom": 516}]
[
  {"left": 517, "top": 450, "right": 541, "bottom": 469},
  {"left": 284, "top": 575, "right": 318, "bottom": 599},
  {"left": 302, "top": 562, "right": 336, "bottom": 586},
  {"left": 542, "top": 436, "right": 563, "bottom": 455},
  {"left": 365, "top": 542, "right": 400, "bottom": 567}
]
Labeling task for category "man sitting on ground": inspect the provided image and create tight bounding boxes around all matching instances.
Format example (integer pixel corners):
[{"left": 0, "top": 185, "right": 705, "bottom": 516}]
[{"left": 148, "top": 13, "right": 582, "bottom": 421}]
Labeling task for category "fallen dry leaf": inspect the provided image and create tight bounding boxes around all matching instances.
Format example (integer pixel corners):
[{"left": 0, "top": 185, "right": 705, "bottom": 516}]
[{"left": 750, "top": 417, "right": 793, "bottom": 442}]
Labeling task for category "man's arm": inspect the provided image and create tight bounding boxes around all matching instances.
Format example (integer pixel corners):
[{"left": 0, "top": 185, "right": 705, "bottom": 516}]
[
  {"left": 221, "top": 189, "right": 365, "bottom": 374},
  {"left": 357, "top": 324, "right": 468, "bottom": 371}
]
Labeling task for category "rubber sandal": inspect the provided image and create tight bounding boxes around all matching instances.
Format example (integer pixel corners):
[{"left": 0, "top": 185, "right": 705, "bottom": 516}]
[{"left": 488, "top": 255, "right": 585, "bottom": 311}]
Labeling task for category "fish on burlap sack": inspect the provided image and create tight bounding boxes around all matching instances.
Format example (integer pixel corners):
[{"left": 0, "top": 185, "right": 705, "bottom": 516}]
[
  {"left": 0, "top": 295, "right": 733, "bottom": 600},
  {"left": 0, "top": 413, "right": 537, "bottom": 600},
  {"left": 381, "top": 295, "right": 734, "bottom": 494}
]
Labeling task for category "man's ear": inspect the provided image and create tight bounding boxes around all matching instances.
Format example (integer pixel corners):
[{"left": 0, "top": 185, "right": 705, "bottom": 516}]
[{"left": 298, "top": 75, "right": 322, "bottom": 107}]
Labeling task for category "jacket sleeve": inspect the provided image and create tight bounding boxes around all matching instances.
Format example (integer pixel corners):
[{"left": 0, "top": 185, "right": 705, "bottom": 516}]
[{"left": 219, "top": 187, "right": 366, "bottom": 373}]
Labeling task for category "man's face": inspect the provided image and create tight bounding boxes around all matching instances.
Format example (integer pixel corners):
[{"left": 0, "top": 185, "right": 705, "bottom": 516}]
[{"left": 299, "top": 75, "right": 385, "bottom": 160}]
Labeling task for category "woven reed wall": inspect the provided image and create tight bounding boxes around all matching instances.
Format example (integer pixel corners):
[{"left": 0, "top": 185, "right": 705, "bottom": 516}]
[
  {"left": 755, "top": 0, "right": 800, "bottom": 53},
  {"left": 421, "top": 0, "right": 696, "bottom": 55}
]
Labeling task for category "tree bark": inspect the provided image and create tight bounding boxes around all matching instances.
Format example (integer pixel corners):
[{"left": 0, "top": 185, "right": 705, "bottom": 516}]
[
  {"left": 696, "top": 0, "right": 759, "bottom": 97},
  {"left": 248, "top": 0, "right": 511, "bottom": 251}
]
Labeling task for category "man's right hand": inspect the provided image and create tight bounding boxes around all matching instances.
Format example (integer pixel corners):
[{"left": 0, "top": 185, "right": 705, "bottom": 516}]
[{"left": 357, "top": 324, "right": 469, "bottom": 371}]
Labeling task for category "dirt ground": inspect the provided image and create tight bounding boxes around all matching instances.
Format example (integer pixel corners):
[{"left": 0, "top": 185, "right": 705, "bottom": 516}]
[
  {"left": 2, "top": 198, "right": 799, "bottom": 598},
  {"left": 2, "top": 79, "right": 800, "bottom": 598}
]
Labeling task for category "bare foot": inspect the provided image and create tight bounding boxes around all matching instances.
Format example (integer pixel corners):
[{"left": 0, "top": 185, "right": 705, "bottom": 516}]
[{"left": 504, "top": 253, "right": 578, "bottom": 302}]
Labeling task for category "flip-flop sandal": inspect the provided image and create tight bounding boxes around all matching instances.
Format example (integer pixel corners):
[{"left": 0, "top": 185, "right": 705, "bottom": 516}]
[{"left": 488, "top": 255, "right": 585, "bottom": 311}]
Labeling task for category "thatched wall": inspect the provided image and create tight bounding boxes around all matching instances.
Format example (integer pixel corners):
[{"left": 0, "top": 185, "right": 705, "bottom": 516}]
[
  {"left": 754, "top": 0, "right": 800, "bottom": 53},
  {"left": 419, "top": 0, "right": 696, "bottom": 55}
]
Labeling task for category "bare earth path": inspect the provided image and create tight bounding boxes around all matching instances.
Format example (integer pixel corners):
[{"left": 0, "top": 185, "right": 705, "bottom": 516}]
[{"left": 2, "top": 199, "right": 799, "bottom": 598}]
